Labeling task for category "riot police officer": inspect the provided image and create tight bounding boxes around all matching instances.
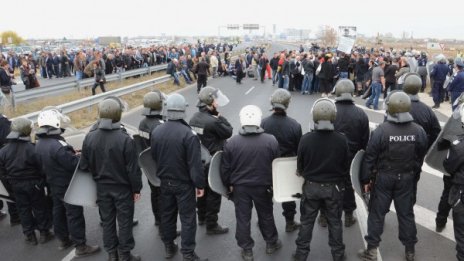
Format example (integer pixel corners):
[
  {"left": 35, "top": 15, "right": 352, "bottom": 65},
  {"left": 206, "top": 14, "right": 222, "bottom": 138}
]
[
  {"left": 0, "top": 113, "right": 19, "bottom": 224},
  {"left": 35, "top": 108, "right": 100, "bottom": 256},
  {"left": 359, "top": 92, "right": 428, "bottom": 261},
  {"left": 151, "top": 93, "right": 208, "bottom": 261},
  {"left": 261, "top": 89, "right": 302, "bottom": 232},
  {"left": 442, "top": 108, "right": 464, "bottom": 260},
  {"left": 332, "top": 79, "right": 369, "bottom": 227},
  {"left": 293, "top": 99, "right": 350, "bottom": 261},
  {"left": 221, "top": 105, "right": 281, "bottom": 261},
  {"left": 0, "top": 118, "right": 54, "bottom": 245},
  {"left": 81, "top": 99, "right": 142, "bottom": 261},
  {"left": 189, "top": 86, "right": 232, "bottom": 235},
  {"left": 138, "top": 90, "right": 165, "bottom": 226}
]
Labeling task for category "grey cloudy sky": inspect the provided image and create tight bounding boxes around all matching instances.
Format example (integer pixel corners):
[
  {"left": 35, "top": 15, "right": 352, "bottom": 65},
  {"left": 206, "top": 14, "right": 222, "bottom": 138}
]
[{"left": 2, "top": 0, "right": 462, "bottom": 39}]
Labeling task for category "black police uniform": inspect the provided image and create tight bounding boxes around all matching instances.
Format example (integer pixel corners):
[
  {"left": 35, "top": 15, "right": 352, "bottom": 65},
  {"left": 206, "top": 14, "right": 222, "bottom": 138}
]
[
  {"left": 221, "top": 129, "right": 280, "bottom": 251},
  {"left": 334, "top": 101, "right": 369, "bottom": 215},
  {"left": 80, "top": 120, "right": 142, "bottom": 256},
  {"left": 261, "top": 111, "right": 302, "bottom": 223},
  {"left": 138, "top": 115, "right": 164, "bottom": 225},
  {"left": 361, "top": 121, "right": 428, "bottom": 252},
  {"left": 151, "top": 120, "right": 206, "bottom": 258},
  {"left": 409, "top": 99, "right": 441, "bottom": 149},
  {"left": 189, "top": 106, "right": 233, "bottom": 229},
  {"left": 294, "top": 130, "right": 350, "bottom": 261},
  {"left": 0, "top": 138, "right": 51, "bottom": 236},
  {"left": 0, "top": 115, "right": 19, "bottom": 222},
  {"left": 35, "top": 134, "right": 86, "bottom": 246},
  {"left": 443, "top": 135, "right": 464, "bottom": 260}
]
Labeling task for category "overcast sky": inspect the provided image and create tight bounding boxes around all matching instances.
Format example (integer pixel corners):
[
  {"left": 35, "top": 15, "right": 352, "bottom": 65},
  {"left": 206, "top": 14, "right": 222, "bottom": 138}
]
[{"left": 2, "top": 0, "right": 463, "bottom": 40}]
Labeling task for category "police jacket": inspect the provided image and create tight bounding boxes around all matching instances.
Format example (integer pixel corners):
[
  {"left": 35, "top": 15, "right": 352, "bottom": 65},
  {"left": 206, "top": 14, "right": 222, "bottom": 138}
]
[
  {"left": 449, "top": 70, "right": 464, "bottom": 94},
  {"left": 0, "top": 140, "right": 43, "bottom": 182},
  {"left": 297, "top": 130, "right": 350, "bottom": 183},
  {"left": 221, "top": 129, "right": 279, "bottom": 187},
  {"left": 431, "top": 63, "right": 450, "bottom": 83},
  {"left": 409, "top": 99, "right": 441, "bottom": 149},
  {"left": 334, "top": 101, "right": 369, "bottom": 158},
  {"left": 443, "top": 136, "right": 464, "bottom": 185},
  {"left": 151, "top": 120, "right": 205, "bottom": 189},
  {"left": 261, "top": 111, "right": 302, "bottom": 157},
  {"left": 80, "top": 120, "right": 142, "bottom": 193},
  {"left": 189, "top": 107, "right": 233, "bottom": 155},
  {"left": 35, "top": 135, "right": 79, "bottom": 187},
  {"left": 361, "top": 121, "right": 428, "bottom": 184},
  {"left": 0, "top": 115, "right": 10, "bottom": 147},
  {"left": 138, "top": 115, "right": 164, "bottom": 149}
]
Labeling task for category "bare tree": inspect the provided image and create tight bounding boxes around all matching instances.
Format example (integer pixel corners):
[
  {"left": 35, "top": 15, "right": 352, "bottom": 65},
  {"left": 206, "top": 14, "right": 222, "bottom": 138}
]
[{"left": 316, "top": 26, "right": 338, "bottom": 47}]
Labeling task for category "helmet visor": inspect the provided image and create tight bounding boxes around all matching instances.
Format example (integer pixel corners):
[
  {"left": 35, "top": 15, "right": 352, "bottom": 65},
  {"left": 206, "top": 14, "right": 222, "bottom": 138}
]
[{"left": 214, "top": 90, "right": 230, "bottom": 107}]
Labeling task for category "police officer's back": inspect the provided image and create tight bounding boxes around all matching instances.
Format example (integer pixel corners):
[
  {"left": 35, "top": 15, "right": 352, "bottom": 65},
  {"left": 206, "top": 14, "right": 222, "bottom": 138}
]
[
  {"left": 0, "top": 118, "right": 53, "bottom": 245},
  {"left": 151, "top": 93, "right": 208, "bottom": 261},
  {"left": 189, "top": 86, "right": 232, "bottom": 234},
  {"left": 293, "top": 99, "right": 350, "bottom": 261},
  {"left": 359, "top": 92, "right": 428, "bottom": 261},
  {"left": 81, "top": 99, "right": 142, "bottom": 261},
  {"left": 261, "top": 89, "right": 302, "bottom": 232}
]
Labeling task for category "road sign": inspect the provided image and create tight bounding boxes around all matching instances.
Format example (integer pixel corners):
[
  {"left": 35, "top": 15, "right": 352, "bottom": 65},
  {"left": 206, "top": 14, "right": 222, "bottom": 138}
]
[
  {"left": 439, "top": 43, "right": 445, "bottom": 50},
  {"left": 243, "top": 24, "right": 259, "bottom": 30},
  {"left": 227, "top": 24, "right": 240, "bottom": 30}
]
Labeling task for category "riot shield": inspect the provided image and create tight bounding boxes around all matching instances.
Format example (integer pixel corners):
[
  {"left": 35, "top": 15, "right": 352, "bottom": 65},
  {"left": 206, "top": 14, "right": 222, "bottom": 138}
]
[
  {"left": 272, "top": 157, "right": 304, "bottom": 203},
  {"left": 425, "top": 108, "right": 464, "bottom": 173},
  {"left": 138, "top": 148, "right": 161, "bottom": 186},
  {"left": 132, "top": 134, "right": 147, "bottom": 156},
  {"left": 350, "top": 150, "right": 369, "bottom": 207},
  {"left": 201, "top": 144, "right": 212, "bottom": 166},
  {"left": 0, "top": 181, "right": 14, "bottom": 202},
  {"left": 64, "top": 160, "right": 97, "bottom": 207},
  {"left": 207, "top": 151, "right": 229, "bottom": 198}
]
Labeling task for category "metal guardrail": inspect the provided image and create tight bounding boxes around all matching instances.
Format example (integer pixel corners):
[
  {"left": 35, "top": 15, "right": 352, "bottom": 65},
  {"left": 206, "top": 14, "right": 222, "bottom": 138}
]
[
  {"left": 17, "top": 74, "right": 172, "bottom": 123},
  {"left": 11, "top": 64, "right": 168, "bottom": 108}
]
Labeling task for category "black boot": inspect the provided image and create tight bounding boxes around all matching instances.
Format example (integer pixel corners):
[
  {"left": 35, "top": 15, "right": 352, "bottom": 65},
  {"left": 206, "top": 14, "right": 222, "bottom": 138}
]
[
  {"left": 39, "top": 230, "right": 54, "bottom": 244},
  {"left": 75, "top": 244, "right": 101, "bottom": 258},
  {"left": 266, "top": 239, "right": 282, "bottom": 255},
  {"left": 119, "top": 252, "right": 141, "bottom": 261},
  {"left": 183, "top": 252, "right": 208, "bottom": 261},
  {"left": 206, "top": 224, "right": 229, "bottom": 235},
  {"left": 108, "top": 250, "right": 119, "bottom": 261},
  {"left": 285, "top": 220, "right": 301, "bottom": 232},
  {"left": 25, "top": 233, "right": 38, "bottom": 245},
  {"left": 344, "top": 212, "right": 357, "bottom": 227},
  {"left": 165, "top": 242, "right": 178, "bottom": 259},
  {"left": 58, "top": 238, "right": 73, "bottom": 250},
  {"left": 241, "top": 249, "right": 253, "bottom": 261}
]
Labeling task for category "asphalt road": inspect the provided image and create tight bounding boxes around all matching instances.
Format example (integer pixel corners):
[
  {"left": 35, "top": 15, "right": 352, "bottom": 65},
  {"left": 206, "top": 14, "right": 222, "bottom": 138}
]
[{"left": 0, "top": 43, "right": 457, "bottom": 261}]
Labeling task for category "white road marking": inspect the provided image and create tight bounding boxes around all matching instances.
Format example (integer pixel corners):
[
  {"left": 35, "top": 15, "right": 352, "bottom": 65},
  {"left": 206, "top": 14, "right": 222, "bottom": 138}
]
[
  {"left": 61, "top": 249, "right": 75, "bottom": 261},
  {"left": 355, "top": 194, "right": 383, "bottom": 261},
  {"left": 390, "top": 204, "right": 455, "bottom": 242},
  {"left": 245, "top": 86, "right": 255, "bottom": 95}
]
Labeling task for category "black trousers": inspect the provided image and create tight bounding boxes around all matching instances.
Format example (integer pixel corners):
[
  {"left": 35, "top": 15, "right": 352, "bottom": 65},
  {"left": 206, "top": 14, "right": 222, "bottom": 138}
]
[
  {"left": 149, "top": 182, "right": 161, "bottom": 225},
  {"left": 50, "top": 185, "right": 86, "bottom": 245},
  {"left": 92, "top": 82, "right": 106, "bottom": 95},
  {"left": 295, "top": 181, "right": 345, "bottom": 260},
  {"left": 437, "top": 175, "right": 453, "bottom": 226},
  {"left": 232, "top": 185, "right": 278, "bottom": 250},
  {"left": 343, "top": 178, "right": 357, "bottom": 214},
  {"left": 11, "top": 180, "right": 51, "bottom": 236},
  {"left": 236, "top": 71, "right": 244, "bottom": 83},
  {"left": 97, "top": 184, "right": 135, "bottom": 253},
  {"left": 197, "top": 74, "right": 207, "bottom": 91},
  {"left": 196, "top": 171, "right": 222, "bottom": 228},
  {"left": 365, "top": 173, "right": 417, "bottom": 249},
  {"left": 160, "top": 180, "right": 195, "bottom": 256},
  {"left": 282, "top": 201, "right": 297, "bottom": 222}
]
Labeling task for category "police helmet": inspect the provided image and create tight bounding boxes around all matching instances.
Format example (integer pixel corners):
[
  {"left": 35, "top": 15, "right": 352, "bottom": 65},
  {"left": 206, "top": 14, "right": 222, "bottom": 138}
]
[
  {"left": 311, "top": 98, "right": 336, "bottom": 131},
  {"left": 270, "top": 89, "right": 291, "bottom": 110},
  {"left": 165, "top": 93, "right": 188, "bottom": 120},
  {"left": 197, "top": 86, "right": 229, "bottom": 107},
  {"left": 334, "top": 79, "right": 355, "bottom": 101},
  {"left": 456, "top": 57, "right": 464, "bottom": 68},
  {"left": 6, "top": 118, "right": 33, "bottom": 139},
  {"left": 103, "top": 96, "right": 128, "bottom": 112},
  {"left": 402, "top": 73, "right": 422, "bottom": 100},
  {"left": 37, "top": 108, "right": 71, "bottom": 129},
  {"left": 98, "top": 99, "right": 122, "bottom": 122},
  {"left": 386, "top": 92, "right": 414, "bottom": 123},
  {"left": 142, "top": 90, "right": 164, "bottom": 116},
  {"left": 239, "top": 105, "right": 262, "bottom": 127}
]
